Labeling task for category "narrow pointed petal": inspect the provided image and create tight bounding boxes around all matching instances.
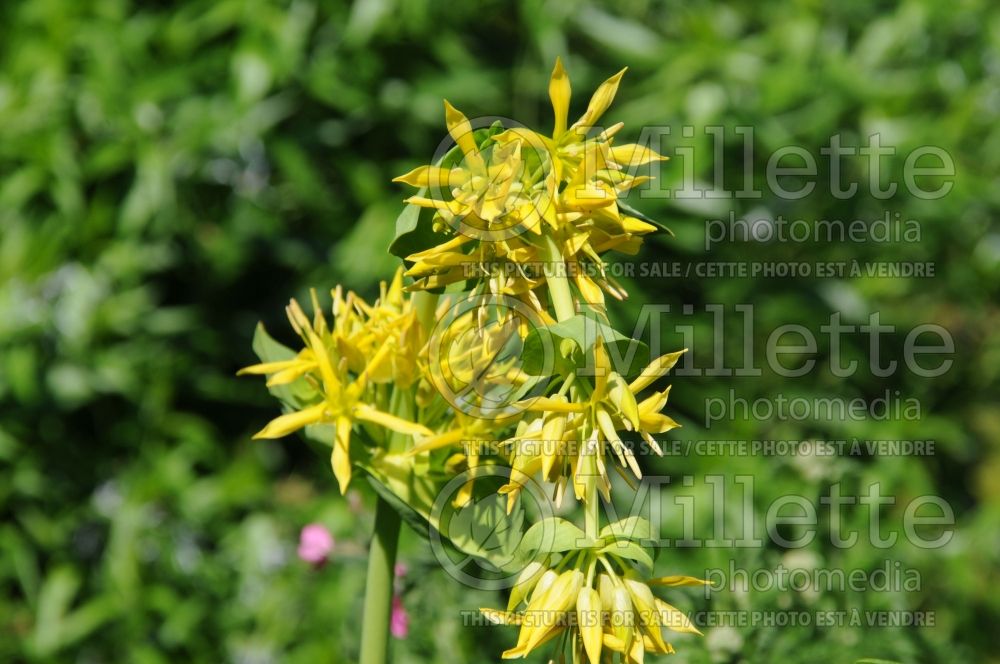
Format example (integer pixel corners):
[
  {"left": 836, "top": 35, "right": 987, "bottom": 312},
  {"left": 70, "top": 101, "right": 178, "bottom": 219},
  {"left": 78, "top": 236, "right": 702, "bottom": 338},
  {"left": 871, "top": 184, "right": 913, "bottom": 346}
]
[
  {"left": 480, "top": 607, "right": 523, "bottom": 625},
  {"left": 354, "top": 403, "right": 433, "bottom": 437},
  {"left": 610, "top": 143, "right": 668, "bottom": 167},
  {"left": 393, "top": 164, "right": 468, "bottom": 189},
  {"left": 655, "top": 598, "right": 702, "bottom": 635},
  {"left": 406, "top": 428, "right": 467, "bottom": 455},
  {"left": 549, "top": 57, "right": 572, "bottom": 138},
  {"left": 577, "top": 587, "right": 604, "bottom": 664},
  {"left": 253, "top": 402, "right": 325, "bottom": 439},
  {"left": 332, "top": 415, "right": 352, "bottom": 494},
  {"left": 237, "top": 359, "right": 306, "bottom": 376},
  {"left": 443, "top": 100, "right": 484, "bottom": 169},
  {"left": 647, "top": 575, "right": 710, "bottom": 587},
  {"left": 629, "top": 349, "right": 686, "bottom": 393},
  {"left": 572, "top": 67, "right": 628, "bottom": 131},
  {"left": 520, "top": 396, "right": 587, "bottom": 413}
]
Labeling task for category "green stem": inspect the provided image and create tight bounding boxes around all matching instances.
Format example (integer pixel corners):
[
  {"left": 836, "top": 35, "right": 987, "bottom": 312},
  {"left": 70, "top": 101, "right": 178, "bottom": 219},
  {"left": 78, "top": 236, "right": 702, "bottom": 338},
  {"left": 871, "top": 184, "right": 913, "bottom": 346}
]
[
  {"left": 359, "top": 495, "right": 401, "bottom": 664},
  {"left": 584, "top": 442, "right": 600, "bottom": 541},
  {"left": 412, "top": 290, "right": 439, "bottom": 333},
  {"left": 584, "top": 490, "right": 599, "bottom": 539},
  {"left": 542, "top": 233, "right": 576, "bottom": 322}
]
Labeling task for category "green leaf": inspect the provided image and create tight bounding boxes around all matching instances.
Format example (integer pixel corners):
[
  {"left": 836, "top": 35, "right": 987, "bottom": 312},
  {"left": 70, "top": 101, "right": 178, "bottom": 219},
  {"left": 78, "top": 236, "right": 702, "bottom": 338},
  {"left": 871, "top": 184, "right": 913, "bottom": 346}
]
[
  {"left": 447, "top": 493, "right": 523, "bottom": 563},
  {"left": 388, "top": 202, "right": 440, "bottom": 261},
  {"left": 516, "top": 517, "right": 592, "bottom": 561},
  {"left": 388, "top": 142, "right": 466, "bottom": 262},
  {"left": 250, "top": 322, "right": 319, "bottom": 409},
  {"left": 599, "top": 516, "right": 653, "bottom": 544},
  {"left": 522, "top": 313, "right": 649, "bottom": 378},
  {"left": 599, "top": 540, "right": 654, "bottom": 572},
  {"left": 366, "top": 474, "right": 433, "bottom": 541}
]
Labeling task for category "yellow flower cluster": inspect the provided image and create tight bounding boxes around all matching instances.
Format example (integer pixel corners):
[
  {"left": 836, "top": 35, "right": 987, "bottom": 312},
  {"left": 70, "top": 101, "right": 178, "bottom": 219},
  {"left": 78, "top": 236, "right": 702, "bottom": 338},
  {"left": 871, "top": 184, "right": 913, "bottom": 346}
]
[
  {"left": 484, "top": 557, "right": 706, "bottom": 663},
  {"left": 394, "top": 58, "right": 666, "bottom": 310},
  {"left": 500, "top": 339, "right": 685, "bottom": 511},
  {"left": 238, "top": 270, "right": 431, "bottom": 493}
]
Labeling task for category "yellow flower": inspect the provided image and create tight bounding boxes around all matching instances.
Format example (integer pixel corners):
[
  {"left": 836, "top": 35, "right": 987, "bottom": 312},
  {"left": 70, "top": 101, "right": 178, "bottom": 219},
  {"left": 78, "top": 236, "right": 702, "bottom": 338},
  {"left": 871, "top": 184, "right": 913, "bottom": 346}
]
[
  {"left": 393, "top": 59, "right": 669, "bottom": 312},
  {"left": 501, "top": 59, "right": 669, "bottom": 308},
  {"left": 406, "top": 410, "right": 504, "bottom": 507},
  {"left": 239, "top": 270, "right": 432, "bottom": 493},
  {"left": 483, "top": 556, "right": 706, "bottom": 662},
  {"left": 512, "top": 339, "right": 685, "bottom": 505}
]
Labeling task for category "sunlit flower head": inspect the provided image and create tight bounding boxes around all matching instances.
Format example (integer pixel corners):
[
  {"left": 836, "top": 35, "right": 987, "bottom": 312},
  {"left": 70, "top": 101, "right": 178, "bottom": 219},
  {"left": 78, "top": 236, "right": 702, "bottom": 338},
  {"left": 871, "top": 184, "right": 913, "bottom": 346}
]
[
  {"left": 239, "top": 268, "right": 432, "bottom": 493},
  {"left": 393, "top": 59, "right": 668, "bottom": 312},
  {"left": 506, "top": 339, "right": 685, "bottom": 507}
]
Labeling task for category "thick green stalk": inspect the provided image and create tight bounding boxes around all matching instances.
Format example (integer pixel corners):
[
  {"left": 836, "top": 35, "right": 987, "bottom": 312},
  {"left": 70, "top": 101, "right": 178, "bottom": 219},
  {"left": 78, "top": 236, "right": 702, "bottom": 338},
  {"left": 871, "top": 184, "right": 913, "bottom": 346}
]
[
  {"left": 584, "top": 491, "right": 599, "bottom": 540},
  {"left": 582, "top": 433, "right": 600, "bottom": 541},
  {"left": 542, "top": 233, "right": 576, "bottom": 322},
  {"left": 359, "top": 495, "right": 401, "bottom": 664},
  {"left": 543, "top": 234, "right": 599, "bottom": 540}
]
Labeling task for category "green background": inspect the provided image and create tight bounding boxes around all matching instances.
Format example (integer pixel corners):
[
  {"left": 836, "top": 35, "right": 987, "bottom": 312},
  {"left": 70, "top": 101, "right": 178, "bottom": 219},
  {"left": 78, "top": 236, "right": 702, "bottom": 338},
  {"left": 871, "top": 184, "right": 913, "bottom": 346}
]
[{"left": 1, "top": 0, "right": 997, "bottom": 662}]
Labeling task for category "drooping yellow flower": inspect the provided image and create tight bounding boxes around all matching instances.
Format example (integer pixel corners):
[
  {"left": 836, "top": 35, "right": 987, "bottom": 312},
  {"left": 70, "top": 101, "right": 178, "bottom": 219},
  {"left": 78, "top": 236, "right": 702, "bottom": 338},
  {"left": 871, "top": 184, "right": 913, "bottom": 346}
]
[
  {"left": 239, "top": 270, "right": 433, "bottom": 493},
  {"left": 511, "top": 339, "right": 686, "bottom": 505},
  {"left": 483, "top": 556, "right": 706, "bottom": 663}
]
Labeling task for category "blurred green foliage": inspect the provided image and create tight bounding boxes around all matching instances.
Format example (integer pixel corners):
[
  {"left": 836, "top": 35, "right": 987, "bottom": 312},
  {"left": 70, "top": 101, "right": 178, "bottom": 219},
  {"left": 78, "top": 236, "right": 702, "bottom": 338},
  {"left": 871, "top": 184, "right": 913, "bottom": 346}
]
[{"left": 0, "top": 0, "right": 997, "bottom": 662}]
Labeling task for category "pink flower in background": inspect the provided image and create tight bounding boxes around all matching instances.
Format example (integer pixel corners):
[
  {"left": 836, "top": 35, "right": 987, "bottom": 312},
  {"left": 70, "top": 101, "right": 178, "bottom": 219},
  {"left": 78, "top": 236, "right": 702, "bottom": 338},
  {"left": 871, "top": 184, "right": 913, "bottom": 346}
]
[
  {"left": 391, "top": 595, "right": 409, "bottom": 639},
  {"left": 394, "top": 562, "right": 408, "bottom": 578},
  {"left": 297, "top": 523, "right": 334, "bottom": 566}
]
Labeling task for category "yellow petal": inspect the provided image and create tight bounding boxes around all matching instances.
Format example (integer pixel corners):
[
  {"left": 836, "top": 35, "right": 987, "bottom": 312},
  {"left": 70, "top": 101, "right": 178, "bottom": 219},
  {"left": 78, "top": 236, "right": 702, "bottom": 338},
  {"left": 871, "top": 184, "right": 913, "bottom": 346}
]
[
  {"left": 493, "top": 127, "right": 553, "bottom": 153},
  {"left": 252, "top": 403, "right": 325, "bottom": 439},
  {"left": 406, "top": 233, "right": 473, "bottom": 261},
  {"left": 621, "top": 216, "right": 658, "bottom": 234},
  {"left": 647, "top": 575, "right": 710, "bottom": 587},
  {"left": 237, "top": 359, "right": 306, "bottom": 376},
  {"left": 443, "top": 100, "right": 483, "bottom": 169},
  {"left": 575, "top": 273, "right": 605, "bottom": 307},
  {"left": 611, "top": 585, "right": 635, "bottom": 653},
  {"left": 572, "top": 67, "right": 628, "bottom": 131},
  {"left": 507, "top": 561, "right": 546, "bottom": 612},
  {"left": 521, "top": 396, "right": 587, "bottom": 413},
  {"left": 354, "top": 403, "right": 433, "bottom": 437},
  {"left": 629, "top": 349, "right": 686, "bottom": 393},
  {"left": 577, "top": 587, "right": 603, "bottom": 664},
  {"left": 332, "top": 415, "right": 352, "bottom": 494},
  {"left": 531, "top": 569, "right": 559, "bottom": 603},
  {"left": 654, "top": 598, "right": 701, "bottom": 635},
  {"left": 480, "top": 607, "right": 522, "bottom": 625},
  {"left": 607, "top": 371, "right": 640, "bottom": 430},
  {"left": 563, "top": 182, "right": 616, "bottom": 210},
  {"left": 392, "top": 164, "right": 468, "bottom": 189},
  {"left": 549, "top": 57, "right": 571, "bottom": 138},
  {"left": 287, "top": 299, "right": 340, "bottom": 396},
  {"left": 266, "top": 363, "right": 317, "bottom": 386},
  {"left": 640, "top": 411, "right": 680, "bottom": 435},
  {"left": 406, "top": 428, "right": 467, "bottom": 455},
  {"left": 522, "top": 570, "right": 582, "bottom": 652},
  {"left": 501, "top": 626, "right": 565, "bottom": 659},
  {"left": 540, "top": 409, "right": 567, "bottom": 478},
  {"left": 610, "top": 143, "right": 668, "bottom": 168},
  {"left": 593, "top": 337, "right": 610, "bottom": 397}
]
